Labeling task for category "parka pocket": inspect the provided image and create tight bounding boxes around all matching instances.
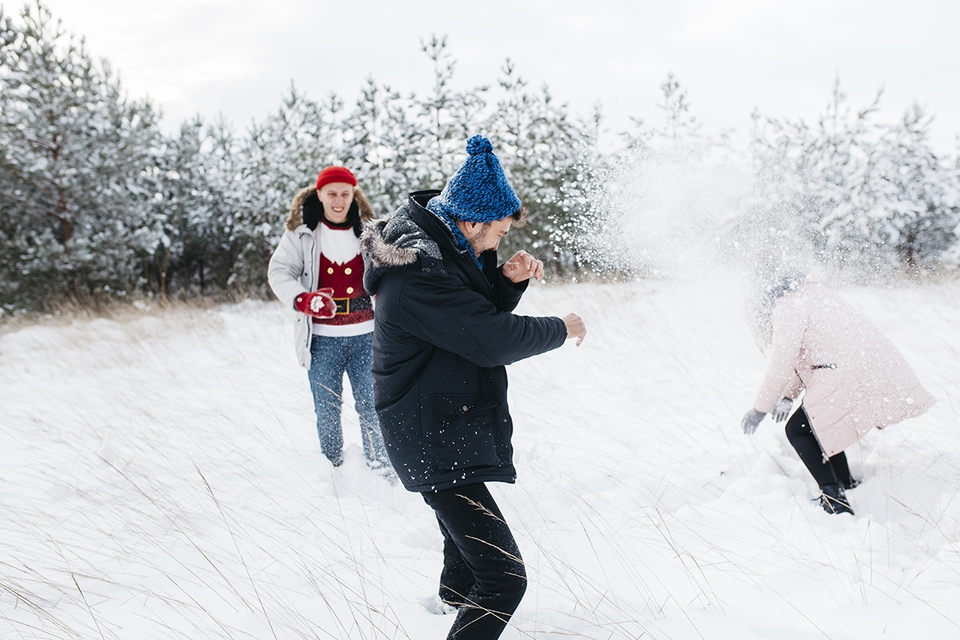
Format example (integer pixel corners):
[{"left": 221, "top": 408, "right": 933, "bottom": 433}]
[{"left": 432, "top": 393, "right": 501, "bottom": 471}]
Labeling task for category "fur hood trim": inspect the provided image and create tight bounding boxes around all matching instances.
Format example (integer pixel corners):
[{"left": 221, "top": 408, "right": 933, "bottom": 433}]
[
  {"left": 361, "top": 204, "right": 443, "bottom": 269},
  {"left": 285, "top": 184, "right": 376, "bottom": 232},
  {"left": 285, "top": 186, "right": 316, "bottom": 231},
  {"left": 361, "top": 202, "right": 445, "bottom": 296}
]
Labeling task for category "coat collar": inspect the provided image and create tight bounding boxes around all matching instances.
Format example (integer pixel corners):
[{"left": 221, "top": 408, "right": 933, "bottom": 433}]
[
  {"left": 361, "top": 191, "right": 498, "bottom": 297},
  {"left": 407, "top": 192, "right": 498, "bottom": 287}
]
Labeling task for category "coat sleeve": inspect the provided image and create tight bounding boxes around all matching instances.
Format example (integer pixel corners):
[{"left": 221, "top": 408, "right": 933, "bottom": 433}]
[
  {"left": 754, "top": 294, "right": 807, "bottom": 413},
  {"left": 493, "top": 265, "right": 527, "bottom": 312},
  {"left": 267, "top": 230, "right": 308, "bottom": 308},
  {"left": 396, "top": 270, "right": 567, "bottom": 369}
]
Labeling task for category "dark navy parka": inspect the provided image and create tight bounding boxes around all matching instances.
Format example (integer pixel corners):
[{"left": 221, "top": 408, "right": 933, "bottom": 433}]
[{"left": 361, "top": 191, "right": 568, "bottom": 492}]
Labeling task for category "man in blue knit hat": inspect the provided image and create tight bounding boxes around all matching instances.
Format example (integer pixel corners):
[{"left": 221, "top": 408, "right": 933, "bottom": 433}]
[{"left": 362, "top": 135, "right": 586, "bottom": 639}]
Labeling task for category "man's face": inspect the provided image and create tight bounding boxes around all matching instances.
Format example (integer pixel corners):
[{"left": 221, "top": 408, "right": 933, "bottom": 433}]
[
  {"left": 317, "top": 182, "right": 355, "bottom": 224},
  {"left": 463, "top": 217, "right": 513, "bottom": 257}
]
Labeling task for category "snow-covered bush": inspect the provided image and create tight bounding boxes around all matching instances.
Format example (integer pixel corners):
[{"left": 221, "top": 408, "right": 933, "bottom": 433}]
[{"left": 746, "top": 79, "right": 960, "bottom": 278}]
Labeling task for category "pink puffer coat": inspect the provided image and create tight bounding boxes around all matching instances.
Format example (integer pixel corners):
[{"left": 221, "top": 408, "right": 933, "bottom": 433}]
[{"left": 754, "top": 284, "right": 935, "bottom": 457}]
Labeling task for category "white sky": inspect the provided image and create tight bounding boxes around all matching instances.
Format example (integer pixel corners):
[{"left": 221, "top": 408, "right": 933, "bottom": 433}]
[{"left": 25, "top": 0, "right": 960, "bottom": 153}]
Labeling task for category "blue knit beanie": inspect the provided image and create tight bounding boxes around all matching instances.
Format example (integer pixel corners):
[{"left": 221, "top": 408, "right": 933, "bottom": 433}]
[{"left": 426, "top": 135, "right": 521, "bottom": 222}]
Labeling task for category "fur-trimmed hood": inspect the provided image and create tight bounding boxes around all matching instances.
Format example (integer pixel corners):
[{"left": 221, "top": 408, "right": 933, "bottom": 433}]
[
  {"left": 285, "top": 184, "right": 376, "bottom": 232},
  {"left": 361, "top": 192, "right": 446, "bottom": 296},
  {"left": 361, "top": 190, "right": 568, "bottom": 492}
]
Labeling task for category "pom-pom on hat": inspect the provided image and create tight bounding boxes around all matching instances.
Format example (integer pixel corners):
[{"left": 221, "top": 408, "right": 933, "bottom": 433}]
[
  {"left": 426, "top": 135, "right": 521, "bottom": 222},
  {"left": 316, "top": 166, "right": 357, "bottom": 190}
]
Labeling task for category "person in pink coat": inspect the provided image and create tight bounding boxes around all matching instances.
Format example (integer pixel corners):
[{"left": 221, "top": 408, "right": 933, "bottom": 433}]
[{"left": 742, "top": 274, "right": 935, "bottom": 515}]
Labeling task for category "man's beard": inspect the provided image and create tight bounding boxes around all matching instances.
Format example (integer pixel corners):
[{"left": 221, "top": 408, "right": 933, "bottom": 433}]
[{"left": 468, "top": 224, "right": 493, "bottom": 257}]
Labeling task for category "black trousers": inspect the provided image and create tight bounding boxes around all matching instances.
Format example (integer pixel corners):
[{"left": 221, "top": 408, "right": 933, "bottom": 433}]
[
  {"left": 785, "top": 406, "right": 853, "bottom": 489},
  {"left": 421, "top": 483, "right": 527, "bottom": 640}
]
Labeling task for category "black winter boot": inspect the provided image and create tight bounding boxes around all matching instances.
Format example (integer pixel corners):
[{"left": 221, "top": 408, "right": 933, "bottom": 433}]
[
  {"left": 819, "top": 484, "right": 854, "bottom": 515},
  {"left": 842, "top": 477, "right": 861, "bottom": 491}
]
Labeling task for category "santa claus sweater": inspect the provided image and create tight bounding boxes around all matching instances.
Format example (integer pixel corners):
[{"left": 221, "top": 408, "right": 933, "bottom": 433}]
[{"left": 313, "top": 217, "right": 374, "bottom": 337}]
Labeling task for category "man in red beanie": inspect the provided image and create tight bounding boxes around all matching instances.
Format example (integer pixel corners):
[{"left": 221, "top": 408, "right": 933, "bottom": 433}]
[{"left": 268, "top": 167, "right": 389, "bottom": 471}]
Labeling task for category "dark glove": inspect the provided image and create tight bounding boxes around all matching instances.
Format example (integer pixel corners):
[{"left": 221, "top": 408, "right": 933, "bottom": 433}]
[
  {"left": 294, "top": 288, "right": 336, "bottom": 319},
  {"left": 741, "top": 409, "right": 766, "bottom": 435},
  {"left": 771, "top": 397, "right": 793, "bottom": 423}
]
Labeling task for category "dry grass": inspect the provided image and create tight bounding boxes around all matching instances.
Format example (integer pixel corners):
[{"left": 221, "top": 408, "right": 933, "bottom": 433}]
[{"left": 0, "top": 292, "right": 262, "bottom": 337}]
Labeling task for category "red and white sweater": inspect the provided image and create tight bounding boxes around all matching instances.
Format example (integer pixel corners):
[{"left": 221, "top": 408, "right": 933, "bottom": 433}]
[{"left": 313, "top": 218, "right": 374, "bottom": 337}]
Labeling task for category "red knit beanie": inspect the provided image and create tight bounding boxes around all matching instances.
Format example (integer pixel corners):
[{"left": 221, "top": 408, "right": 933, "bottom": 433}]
[{"left": 316, "top": 166, "right": 357, "bottom": 190}]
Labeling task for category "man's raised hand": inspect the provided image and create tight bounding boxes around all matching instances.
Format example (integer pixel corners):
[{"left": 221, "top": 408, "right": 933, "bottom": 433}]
[{"left": 502, "top": 250, "right": 545, "bottom": 284}]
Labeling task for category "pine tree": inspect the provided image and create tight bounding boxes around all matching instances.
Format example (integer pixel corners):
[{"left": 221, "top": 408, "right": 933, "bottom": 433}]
[
  {"left": 339, "top": 77, "right": 412, "bottom": 215},
  {"left": 0, "top": 1, "right": 163, "bottom": 308},
  {"left": 142, "top": 116, "right": 242, "bottom": 296},
  {"left": 406, "top": 35, "right": 488, "bottom": 191},
  {"left": 231, "top": 84, "right": 336, "bottom": 294},
  {"left": 585, "top": 73, "right": 741, "bottom": 279},
  {"left": 874, "top": 105, "right": 959, "bottom": 270},
  {"left": 746, "top": 80, "right": 880, "bottom": 271},
  {"left": 484, "top": 59, "right": 593, "bottom": 277},
  {"left": 747, "top": 78, "right": 960, "bottom": 274}
]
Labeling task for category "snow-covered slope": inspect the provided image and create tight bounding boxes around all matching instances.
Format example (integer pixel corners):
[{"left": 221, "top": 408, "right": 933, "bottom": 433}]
[{"left": 2, "top": 277, "right": 958, "bottom": 639}]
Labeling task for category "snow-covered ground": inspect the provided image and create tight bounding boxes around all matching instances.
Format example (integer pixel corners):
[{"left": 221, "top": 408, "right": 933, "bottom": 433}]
[{"left": 2, "top": 277, "right": 958, "bottom": 639}]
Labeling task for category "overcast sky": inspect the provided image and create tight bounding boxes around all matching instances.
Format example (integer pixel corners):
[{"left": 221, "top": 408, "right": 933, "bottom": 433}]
[{"left": 27, "top": 0, "right": 960, "bottom": 153}]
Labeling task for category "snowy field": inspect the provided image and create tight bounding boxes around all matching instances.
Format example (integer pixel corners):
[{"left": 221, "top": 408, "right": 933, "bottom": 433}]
[{"left": 2, "top": 277, "right": 959, "bottom": 639}]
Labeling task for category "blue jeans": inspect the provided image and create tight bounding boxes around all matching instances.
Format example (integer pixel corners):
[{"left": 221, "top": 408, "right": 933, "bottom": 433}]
[{"left": 307, "top": 333, "right": 387, "bottom": 465}]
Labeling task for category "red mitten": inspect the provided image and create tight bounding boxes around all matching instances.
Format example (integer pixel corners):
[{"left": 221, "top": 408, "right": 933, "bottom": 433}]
[{"left": 294, "top": 288, "right": 336, "bottom": 319}]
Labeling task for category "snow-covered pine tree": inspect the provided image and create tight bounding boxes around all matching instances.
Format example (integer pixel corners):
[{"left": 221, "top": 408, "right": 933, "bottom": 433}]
[
  {"left": 0, "top": 1, "right": 163, "bottom": 309},
  {"left": 748, "top": 78, "right": 960, "bottom": 275},
  {"left": 199, "top": 117, "right": 246, "bottom": 292},
  {"left": 339, "top": 77, "right": 413, "bottom": 216},
  {"left": 748, "top": 80, "right": 885, "bottom": 272},
  {"left": 141, "top": 116, "right": 243, "bottom": 296},
  {"left": 872, "top": 104, "right": 959, "bottom": 271},
  {"left": 584, "top": 73, "right": 741, "bottom": 279},
  {"left": 405, "top": 35, "right": 487, "bottom": 191},
  {"left": 231, "top": 84, "right": 337, "bottom": 294},
  {"left": 484, "top": 59, "right": 594, "bottom": 278},
  {"left": 946, "top": 145, "right": 960, "bottom": 267},
  {"left": 619, "top": 72, "right": 719, "bottom": 154}
]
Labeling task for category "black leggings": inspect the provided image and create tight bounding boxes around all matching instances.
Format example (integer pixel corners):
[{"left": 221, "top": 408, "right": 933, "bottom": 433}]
[
  {"left": 421, "top": 483, "right": 526, "bottom": 640},
  {"left": 785, "top": 406, "right": 853, "bottom": 489}
]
